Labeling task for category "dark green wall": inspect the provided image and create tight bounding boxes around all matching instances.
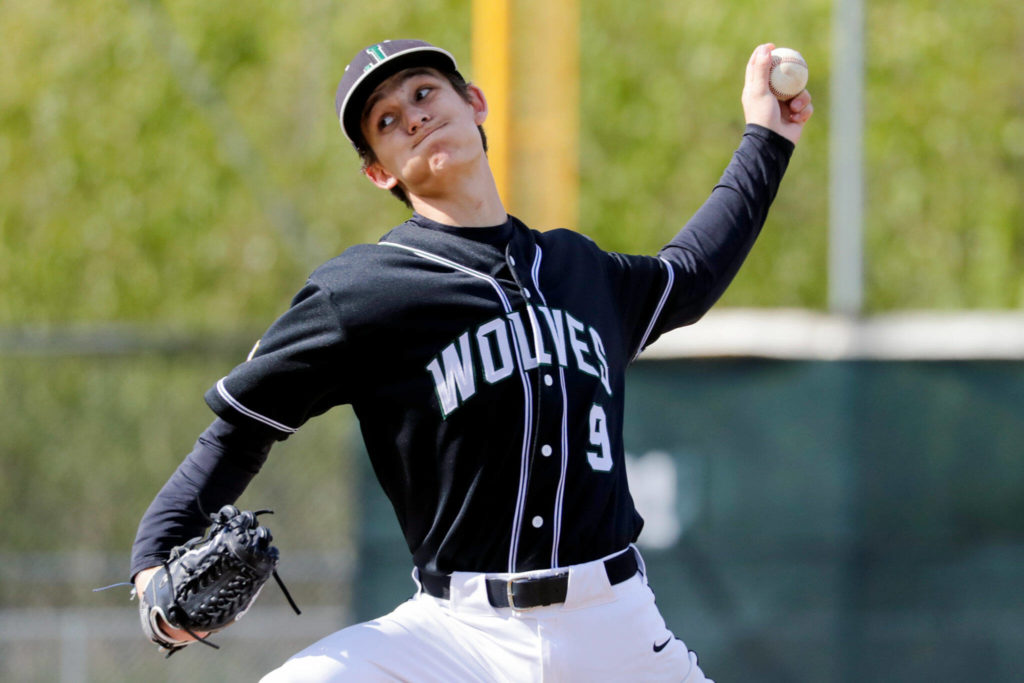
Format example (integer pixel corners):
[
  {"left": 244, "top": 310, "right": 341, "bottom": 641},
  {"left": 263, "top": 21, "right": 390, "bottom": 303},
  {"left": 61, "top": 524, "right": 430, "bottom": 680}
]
[{"left": 355, "top": 359, "right": 1024, "bottom": 682}]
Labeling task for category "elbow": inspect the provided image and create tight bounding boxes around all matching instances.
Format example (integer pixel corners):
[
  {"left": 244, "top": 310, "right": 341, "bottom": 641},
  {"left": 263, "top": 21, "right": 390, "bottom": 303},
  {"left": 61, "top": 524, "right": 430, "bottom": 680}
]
[
  {"left": 663, "top": 303, "right": 714, "bottom": 330},
  {"left": 667, "top": 277, "right": 729, "bottom": 329}
]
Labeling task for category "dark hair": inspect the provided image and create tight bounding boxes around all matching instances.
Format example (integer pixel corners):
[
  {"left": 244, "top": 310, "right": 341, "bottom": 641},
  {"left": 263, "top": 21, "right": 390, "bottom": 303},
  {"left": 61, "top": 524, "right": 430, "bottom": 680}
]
[{"left": 355, "top": 70, "right": 488, "bottom": 208}]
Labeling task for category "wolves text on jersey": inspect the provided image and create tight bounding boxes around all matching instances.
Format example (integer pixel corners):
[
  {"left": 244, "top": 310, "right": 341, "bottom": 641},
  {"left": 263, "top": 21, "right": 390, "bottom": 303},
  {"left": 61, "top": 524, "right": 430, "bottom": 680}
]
[{"left": 426, "top": 304, "right": 612, "bottom": 418}]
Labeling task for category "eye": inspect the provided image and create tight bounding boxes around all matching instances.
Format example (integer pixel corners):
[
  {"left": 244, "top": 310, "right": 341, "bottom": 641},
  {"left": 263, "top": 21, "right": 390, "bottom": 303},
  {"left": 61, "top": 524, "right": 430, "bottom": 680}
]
[
  {"left": 414, "top": 86, "right": 432, "bottom": 101},
  {"left": 377, "top": 113, "right": 396, "bottom": 131}
]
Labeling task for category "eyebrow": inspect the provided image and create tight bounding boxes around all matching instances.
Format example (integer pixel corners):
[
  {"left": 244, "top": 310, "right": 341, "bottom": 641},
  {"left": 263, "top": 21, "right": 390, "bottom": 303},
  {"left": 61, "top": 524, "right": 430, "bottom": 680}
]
[{"left": 362, "top": 68, "right": 440, "bottom": 124}]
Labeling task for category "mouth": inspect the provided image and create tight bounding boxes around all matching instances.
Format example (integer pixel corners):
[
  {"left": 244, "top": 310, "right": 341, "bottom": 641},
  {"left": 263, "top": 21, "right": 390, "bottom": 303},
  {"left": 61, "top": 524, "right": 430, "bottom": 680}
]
[{"left": 413, "top": 122, "right": 446, "bottom": 150}]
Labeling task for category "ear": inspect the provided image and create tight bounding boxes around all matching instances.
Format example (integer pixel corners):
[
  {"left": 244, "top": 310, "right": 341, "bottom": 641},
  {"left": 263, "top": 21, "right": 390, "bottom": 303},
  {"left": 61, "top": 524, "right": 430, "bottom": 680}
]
[
  {"left": 467, "top": 84, "right": 488, "bottom": 126},
  {"left": 364, "top": 161, "right": 399, "bottom": 190}
]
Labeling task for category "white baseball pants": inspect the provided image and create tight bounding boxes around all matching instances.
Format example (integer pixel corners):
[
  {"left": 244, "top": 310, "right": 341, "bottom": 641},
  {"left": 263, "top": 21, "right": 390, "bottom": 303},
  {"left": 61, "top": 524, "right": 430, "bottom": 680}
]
[{"left": 261, "top": 547, "right": 711, "bottom": 682}]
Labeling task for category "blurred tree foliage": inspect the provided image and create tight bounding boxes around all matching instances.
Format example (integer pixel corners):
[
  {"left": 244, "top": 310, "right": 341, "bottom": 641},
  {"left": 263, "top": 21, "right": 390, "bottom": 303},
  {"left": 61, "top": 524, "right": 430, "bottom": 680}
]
[
  {"left": 865, "top": 1, "right": 1024, "bottom": 309},
  {"left": 1, "top": 0, "right": 1022, "bottom": 327},
  {"left": 0, "top": 0, "right": 469, "bottom": 327}
]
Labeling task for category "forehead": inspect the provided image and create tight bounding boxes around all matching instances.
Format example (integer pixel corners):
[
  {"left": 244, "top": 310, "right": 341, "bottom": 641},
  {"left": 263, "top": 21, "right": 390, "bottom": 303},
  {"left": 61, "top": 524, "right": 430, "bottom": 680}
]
[{"left": 362, "top": 67, "right": 447, "bottom": 117}]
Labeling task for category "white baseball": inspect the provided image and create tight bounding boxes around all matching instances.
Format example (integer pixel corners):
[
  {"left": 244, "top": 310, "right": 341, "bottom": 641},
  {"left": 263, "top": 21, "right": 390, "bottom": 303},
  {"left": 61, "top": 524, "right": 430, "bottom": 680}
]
[{"left": 769, "top": 47, "right": 808, "bottom": 100}]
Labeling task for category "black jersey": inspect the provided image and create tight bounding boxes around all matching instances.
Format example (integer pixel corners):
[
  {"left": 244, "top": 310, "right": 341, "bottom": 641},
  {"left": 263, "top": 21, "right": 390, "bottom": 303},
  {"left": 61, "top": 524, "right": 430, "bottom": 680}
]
[{"left": 133, "top": 125, "right": 793, "bottom": 577}]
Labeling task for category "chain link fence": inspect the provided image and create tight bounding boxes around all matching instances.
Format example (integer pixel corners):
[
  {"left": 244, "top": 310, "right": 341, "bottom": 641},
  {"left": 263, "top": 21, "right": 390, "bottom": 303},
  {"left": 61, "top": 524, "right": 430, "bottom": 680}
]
[{"left": 0, "top": 332, "right": 360, "bottom": 681}]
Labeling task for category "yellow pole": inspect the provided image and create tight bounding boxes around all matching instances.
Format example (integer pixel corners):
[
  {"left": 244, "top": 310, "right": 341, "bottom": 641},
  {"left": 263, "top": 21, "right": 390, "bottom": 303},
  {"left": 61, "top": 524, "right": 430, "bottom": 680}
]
[
  {"left": 472, "top": 0, "right": 512, "bottom": 204},
  {"left": 531, "top": 0, "right": 578, "bottom": 229},
  {"left": 508, "top": 0, "right": 579, "bottom": 229}
]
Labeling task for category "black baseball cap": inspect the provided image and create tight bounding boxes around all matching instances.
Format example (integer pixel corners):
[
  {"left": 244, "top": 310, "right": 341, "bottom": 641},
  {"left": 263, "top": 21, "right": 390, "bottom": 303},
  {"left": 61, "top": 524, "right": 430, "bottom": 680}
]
[{"left": 335, "top": 39, "right": 461, "bottom": 148}]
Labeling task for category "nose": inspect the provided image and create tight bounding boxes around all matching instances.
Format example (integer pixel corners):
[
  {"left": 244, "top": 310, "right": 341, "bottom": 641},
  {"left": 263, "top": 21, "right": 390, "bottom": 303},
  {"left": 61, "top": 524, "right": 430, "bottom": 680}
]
[{"left": 406, "top": 107, "right": 430, "bottom": 134}]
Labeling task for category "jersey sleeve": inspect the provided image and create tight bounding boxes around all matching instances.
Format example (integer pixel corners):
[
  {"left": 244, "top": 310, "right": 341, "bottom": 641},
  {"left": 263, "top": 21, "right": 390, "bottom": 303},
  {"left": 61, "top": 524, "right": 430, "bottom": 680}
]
[
  {"left": 621, "top": 124, "right": 795, "bottom": 355},
  {"left": 204, "top": 278, "right": 355, "bottom": 440},
  {"left": 130, "top": 418, "right": 273, "bottom": 579}
]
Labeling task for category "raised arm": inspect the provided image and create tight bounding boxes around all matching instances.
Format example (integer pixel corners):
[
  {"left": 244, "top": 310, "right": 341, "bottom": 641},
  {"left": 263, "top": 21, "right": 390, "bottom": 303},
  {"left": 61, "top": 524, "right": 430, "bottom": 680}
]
[{"left": 640, "top": 44, "right": 814, "bottom": 338}]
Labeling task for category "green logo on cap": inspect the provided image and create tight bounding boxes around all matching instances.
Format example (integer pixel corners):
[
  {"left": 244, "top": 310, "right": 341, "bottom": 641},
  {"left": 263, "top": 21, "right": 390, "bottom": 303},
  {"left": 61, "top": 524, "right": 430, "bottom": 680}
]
[{"left": 363, "top": 44, "right": 387, "bottom": 72}]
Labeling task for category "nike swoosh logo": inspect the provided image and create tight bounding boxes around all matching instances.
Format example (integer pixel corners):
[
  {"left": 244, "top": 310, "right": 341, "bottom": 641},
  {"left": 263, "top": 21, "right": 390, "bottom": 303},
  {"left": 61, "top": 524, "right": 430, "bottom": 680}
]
[{"left": 653, "top": 637, "right": 672, "bottom": 653}]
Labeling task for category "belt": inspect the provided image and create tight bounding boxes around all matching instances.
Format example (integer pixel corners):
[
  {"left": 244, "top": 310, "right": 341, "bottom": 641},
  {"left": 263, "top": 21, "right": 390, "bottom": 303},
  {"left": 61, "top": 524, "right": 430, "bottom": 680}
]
[{"left": 417, "top": 549, "right": 639, "bottom": 610}]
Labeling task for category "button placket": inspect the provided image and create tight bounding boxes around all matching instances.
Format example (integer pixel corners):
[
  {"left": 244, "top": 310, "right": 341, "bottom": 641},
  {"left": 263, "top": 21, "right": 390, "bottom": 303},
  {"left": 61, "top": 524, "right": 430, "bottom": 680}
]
[{"left": 505, "top": 238, "right": 566, "bottom": 568}]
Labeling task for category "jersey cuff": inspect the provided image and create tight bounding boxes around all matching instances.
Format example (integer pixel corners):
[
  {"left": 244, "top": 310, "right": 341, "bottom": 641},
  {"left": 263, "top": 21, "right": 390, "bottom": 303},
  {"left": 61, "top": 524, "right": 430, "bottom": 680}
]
[
  {"left": 743, "top": 123, "right": 796, "bottom": 156},
  {"left": 204, "top": 378, "right": 298, "bottom": 440}
]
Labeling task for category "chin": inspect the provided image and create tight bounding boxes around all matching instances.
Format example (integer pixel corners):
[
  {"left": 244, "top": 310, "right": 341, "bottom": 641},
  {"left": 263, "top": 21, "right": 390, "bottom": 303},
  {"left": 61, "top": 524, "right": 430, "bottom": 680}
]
[
  {"left": 428, "top": 153, "right": 455, "bottom": 171},
  {"left": 428, "top": 146, "right": 474, "bottom": 172}
]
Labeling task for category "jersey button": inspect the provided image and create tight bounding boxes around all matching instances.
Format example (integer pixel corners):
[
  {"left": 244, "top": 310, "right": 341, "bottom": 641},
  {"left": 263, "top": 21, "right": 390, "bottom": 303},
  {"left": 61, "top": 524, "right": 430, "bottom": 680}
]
[
  {"left": 541, "top": 445, "right": 553, "bottom": 457},
  {"left": 531, "top": 516, "right": 544, "bottom": 528},
  {"left": 522, "top": 289, "right": 531, "bottom": 299},
  {"left": 543, "top": 374, "right": 553, "bottom": 387},
  {"left": 509, "top": 256, "right": 516, "bottom": 266}
]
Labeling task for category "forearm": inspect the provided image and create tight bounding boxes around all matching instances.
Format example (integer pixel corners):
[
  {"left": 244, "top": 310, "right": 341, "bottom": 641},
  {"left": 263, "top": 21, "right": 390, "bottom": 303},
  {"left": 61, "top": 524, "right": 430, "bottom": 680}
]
[
  {"left": 130, "top": 417, "right": 273, "bottom": 579},
  {"left": 657, "top": 124, "right": 793, "bottom": 325}
]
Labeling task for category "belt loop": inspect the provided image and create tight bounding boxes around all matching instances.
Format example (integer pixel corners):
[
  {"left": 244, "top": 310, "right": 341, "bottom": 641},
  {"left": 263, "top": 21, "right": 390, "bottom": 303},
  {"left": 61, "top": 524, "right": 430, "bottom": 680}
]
[
  {"left": 411, "top": 566, "right": 424, "bottom": 594},
  {"left": 629, "top": 544, "right": 647, "bottom": 582}
]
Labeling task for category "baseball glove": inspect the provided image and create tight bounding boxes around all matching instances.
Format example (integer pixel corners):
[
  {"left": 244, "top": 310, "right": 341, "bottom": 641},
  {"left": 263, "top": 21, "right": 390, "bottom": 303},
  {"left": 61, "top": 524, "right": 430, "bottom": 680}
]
[{"left": 136, "top": 505, "right": 300, "bottom": 656}]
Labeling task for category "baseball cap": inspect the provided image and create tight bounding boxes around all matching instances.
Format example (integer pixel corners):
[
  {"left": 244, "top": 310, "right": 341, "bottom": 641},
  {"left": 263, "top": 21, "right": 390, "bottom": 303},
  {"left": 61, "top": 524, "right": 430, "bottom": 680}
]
[{"left": 335, "top": 39, "right": 461, "bottom": 147}]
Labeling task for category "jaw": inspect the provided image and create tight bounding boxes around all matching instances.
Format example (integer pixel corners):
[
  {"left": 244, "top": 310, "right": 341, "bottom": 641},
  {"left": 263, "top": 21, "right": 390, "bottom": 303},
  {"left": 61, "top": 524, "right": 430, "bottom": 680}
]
[{"left": 399, "top": 130, "right": 484, "bottom": 194}]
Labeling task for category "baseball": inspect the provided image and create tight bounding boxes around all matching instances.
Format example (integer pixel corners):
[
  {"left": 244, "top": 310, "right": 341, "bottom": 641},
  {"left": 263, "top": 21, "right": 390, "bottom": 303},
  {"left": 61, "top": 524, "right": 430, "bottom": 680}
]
[{"left": 769, "top": 47, "right": 808, "bottom": 100}]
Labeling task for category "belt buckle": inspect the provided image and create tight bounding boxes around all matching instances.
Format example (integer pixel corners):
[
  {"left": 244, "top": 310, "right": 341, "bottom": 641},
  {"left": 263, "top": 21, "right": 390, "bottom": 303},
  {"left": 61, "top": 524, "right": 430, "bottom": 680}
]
[
  {"left": 506, "top": 577, "right": 526, "bottom": 611},
  {"left": 505, "top": 572, "right": 567, "bottom": 611}
]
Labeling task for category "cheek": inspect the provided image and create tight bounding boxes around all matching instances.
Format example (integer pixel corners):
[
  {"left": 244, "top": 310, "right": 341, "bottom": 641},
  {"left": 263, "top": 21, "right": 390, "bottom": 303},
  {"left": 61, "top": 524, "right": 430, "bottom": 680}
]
[
  {"left": 399, "top": 155, "right": 432, "bottom": 184},
  {"left": 369, "top": 142, "right": 407, "bottom": 177}
]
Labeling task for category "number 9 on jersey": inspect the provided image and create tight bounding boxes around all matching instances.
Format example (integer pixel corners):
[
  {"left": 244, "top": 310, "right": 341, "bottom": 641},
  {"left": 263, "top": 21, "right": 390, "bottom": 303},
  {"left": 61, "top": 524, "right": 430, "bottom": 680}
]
[{"left": 587, "top": 404, "right": 614, "bottom": 472}]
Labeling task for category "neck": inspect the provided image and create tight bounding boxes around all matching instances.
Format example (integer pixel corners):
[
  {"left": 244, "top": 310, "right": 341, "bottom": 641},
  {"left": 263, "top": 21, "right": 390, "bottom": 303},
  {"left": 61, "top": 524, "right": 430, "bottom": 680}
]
[{"left": 407, "top": 159, "right": 507, "bottom": 227}]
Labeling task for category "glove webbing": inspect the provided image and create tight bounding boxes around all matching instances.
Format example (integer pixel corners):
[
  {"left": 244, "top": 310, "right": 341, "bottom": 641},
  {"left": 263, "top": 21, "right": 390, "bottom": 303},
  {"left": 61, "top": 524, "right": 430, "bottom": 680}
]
[{"left": 159, "top": 509, "right": 301, "bottom": 658}]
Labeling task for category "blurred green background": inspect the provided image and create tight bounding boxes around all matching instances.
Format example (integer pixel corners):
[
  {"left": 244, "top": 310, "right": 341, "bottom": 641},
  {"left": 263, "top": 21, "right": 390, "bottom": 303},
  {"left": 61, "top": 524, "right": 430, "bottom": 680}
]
[
  {"left": 1, "top": 0, "right": 1023, "bottom": 680},
  {"left": 3, "top": 0, "right": 1023, "bottom": 325}
]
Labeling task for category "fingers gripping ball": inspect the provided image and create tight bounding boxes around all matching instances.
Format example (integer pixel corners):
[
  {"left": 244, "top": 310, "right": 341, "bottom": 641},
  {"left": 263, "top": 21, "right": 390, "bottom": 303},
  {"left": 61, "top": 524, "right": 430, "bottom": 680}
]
[
  {"left": 769, "top": 47, "right": 809, "bottom": 101},
  {"left": 137, "top": 505, "right": 300, "bottom": 656}
]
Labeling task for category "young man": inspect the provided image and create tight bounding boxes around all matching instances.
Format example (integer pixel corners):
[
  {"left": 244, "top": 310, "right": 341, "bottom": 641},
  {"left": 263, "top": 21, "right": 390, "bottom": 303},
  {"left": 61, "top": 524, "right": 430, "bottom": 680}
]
[{"left": 132, "top": 39, "right": 812, "bottom": 681}]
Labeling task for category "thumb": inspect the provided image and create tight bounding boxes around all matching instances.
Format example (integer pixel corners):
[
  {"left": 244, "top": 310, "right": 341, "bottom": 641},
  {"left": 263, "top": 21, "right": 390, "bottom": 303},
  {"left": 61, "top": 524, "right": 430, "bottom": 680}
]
[
  {"left": 742, "top": 43, "right": 783, "bottom": 131},
  {"left": 744, "top": 43, "right": 775, "bottom": 96}
]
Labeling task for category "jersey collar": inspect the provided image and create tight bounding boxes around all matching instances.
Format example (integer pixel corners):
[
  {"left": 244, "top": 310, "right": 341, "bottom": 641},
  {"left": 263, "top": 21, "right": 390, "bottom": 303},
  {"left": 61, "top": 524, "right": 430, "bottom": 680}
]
[{"left": 380, "top": 214, "right": 533, "bottom": 277}]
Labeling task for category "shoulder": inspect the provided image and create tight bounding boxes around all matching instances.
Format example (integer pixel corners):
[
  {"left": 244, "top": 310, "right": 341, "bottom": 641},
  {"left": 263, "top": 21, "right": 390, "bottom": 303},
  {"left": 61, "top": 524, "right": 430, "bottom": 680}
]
[
  {"left": 537, "top": 226, "right": 597, "bottom": 244},
  {"left": 531, "top": 227, "right": 603, "bottom": 257},
  {"left": 532, "top": 228, "right": 627, "bottom": 274},
  {"left": 303, "top": 239, "right": 457, "bottom": 326},
  {"left": 307, "top": 241, "right": 418, "bottom": 290}
]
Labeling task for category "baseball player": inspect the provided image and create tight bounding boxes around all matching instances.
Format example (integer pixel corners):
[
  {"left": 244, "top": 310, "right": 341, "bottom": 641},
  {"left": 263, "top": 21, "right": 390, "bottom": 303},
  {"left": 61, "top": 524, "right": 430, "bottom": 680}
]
[{"left": 132, "top": 39, "right": 812, "bottom": 681}]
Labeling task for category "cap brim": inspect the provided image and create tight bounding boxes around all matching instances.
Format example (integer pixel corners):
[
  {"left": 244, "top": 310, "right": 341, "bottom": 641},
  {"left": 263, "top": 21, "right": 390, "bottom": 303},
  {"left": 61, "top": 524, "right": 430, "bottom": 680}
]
[{"left": 339, "top": 46, "right": 458, "bottom": 145}]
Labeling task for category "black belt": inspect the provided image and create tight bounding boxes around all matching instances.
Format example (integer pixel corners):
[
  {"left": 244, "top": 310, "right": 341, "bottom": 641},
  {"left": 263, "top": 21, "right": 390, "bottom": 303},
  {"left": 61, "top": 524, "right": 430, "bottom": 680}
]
[{"left": 417, "top": 549, "right": 639, "bottom": 610}]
